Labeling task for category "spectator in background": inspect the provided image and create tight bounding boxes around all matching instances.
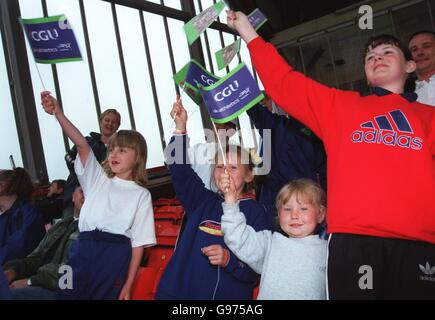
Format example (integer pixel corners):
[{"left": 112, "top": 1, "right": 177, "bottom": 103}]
[
  {"left": 261, "top": 91, "right": 287, "bottom": 116},
  {"left": 36, "top": 179, "right": 66, "bottom": 223},
  {"left": 63, "top": 109, "right": 121, "bottom": 210},
  {"left": 409, "top": 30, "right": 435, "bottom": 106},
  {"left": 3, "top": 186, "right": 83, "bottom": 300},
  {"left": 0, "top": 168, "right": 45, "bottom": 265}
]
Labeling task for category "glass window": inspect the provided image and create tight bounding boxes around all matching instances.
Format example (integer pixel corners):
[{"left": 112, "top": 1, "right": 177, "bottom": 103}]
[
  {"left": 149, "top": 0, "right": 182, "bottom": 11},
  {"left": 116, "top": 5, "right": 165, "bottom": 168},
  {"left": 299, "top": 36, "right": 337, "bottom": 88},
  {"left": 278, "top": 44, "right": 304, "bottom": 73},
  {"left": 143, "top": 11, "right": 177, "bottom": 145},
  {"left": 19, "top": 0, "right": 67, "bottom": 180},
  {"left": 206, "top": 28, "right": 226, "bottom": 77},
  {"left": 431, "top": 0, "right": 435, "bottom": 30},
  {"left": 46, "top": 0, "right": 99, "bottom": 147},
  {"left": 84, "top": 0, "right": 132, "bottom": 129},
  {"left": 328, "top": 23, "right": 370, "bottom": 93},
  {"left": 0, "top": 28, "right": 23, "bottom": 169},
  {"left": 393, "top": 2, "right": 432, "bottom": 42}
]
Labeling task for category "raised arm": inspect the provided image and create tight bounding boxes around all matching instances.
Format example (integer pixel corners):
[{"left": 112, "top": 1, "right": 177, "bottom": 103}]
[
  {"left": 219, "top": 173, "right": 270, "bottom": 275},
  {"left": 41, "top": 91, "right": 90, "bottom": 166}
]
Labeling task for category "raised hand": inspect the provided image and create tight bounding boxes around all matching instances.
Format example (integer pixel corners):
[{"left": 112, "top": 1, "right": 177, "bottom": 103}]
[
  {"left": 170, "top": 95, "right": 187, "bottom": 132},
  {"left": 218, "top": 170, "right": 237, "bottom": 204},
  {"left": 41, "top": 91, "right": 62, "bottom": 116},
  {"left": 226, "top": 10, "right": 258, "bottom": 44}
]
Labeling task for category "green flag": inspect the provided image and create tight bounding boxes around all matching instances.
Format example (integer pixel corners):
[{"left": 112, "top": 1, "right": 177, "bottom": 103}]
[
  {"left": 183, "top": 0, "right": 226, "bottom": 45},
  {"left": 215, "top": 38, "right": 241, "bottom": 71},
  {"left": 173, "top": 60, "right": 220, "bottom": 105}
]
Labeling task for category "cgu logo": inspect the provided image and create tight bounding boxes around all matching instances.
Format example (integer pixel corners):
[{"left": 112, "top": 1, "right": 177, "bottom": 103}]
[
  {"left": 200, "top": 75, "right": 215, "bottom": 86},
  {"left": 31, "top": 29, "right": 59, "bottom": 42},
  {"left": 214, "top": 81, "right": 239, "bottom": 102}
]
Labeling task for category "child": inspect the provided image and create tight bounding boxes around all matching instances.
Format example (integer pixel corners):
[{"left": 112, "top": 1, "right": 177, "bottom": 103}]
[
  {"left": 156, "top": 98, "right": 271, "bottom": 300},
  {"left": 63, "top": 109, "right": 121, "bottom": 209},
  {"left": 41, "top": 92, "right": 156, "bottom": 300},
  {"left": 0, "top": 168, "right": 45, "bottom": 265},
  {"left": 227, "top": 11, "right": 435, "bottom": 299},
  {"left": 221, "top": 178, "right": 327, "bottom": 299}
]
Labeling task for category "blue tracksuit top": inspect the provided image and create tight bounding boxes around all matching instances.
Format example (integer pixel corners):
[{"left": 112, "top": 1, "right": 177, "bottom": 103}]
[
  {"left": 247, "top": 105, "right": 327, "bottom": 221},
  {"left": 156, "top": 134, "right": 271, "bottom": 300},
  {"left": 0, "top": 198, "right": 45, "bottom": 265}
]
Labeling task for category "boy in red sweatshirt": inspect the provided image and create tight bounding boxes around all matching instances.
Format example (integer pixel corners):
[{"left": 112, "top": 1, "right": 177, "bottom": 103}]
[{"left": 227, "top": 10, "right": 435, "bottom": 299}]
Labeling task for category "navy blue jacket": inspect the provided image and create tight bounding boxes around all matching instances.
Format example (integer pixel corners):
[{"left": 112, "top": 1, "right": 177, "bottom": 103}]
[
  {"left": 0, "top": 198, "right": 45, "bottom": 265},
  {"left": 248, "top": 105, "right": 327, "bottom": 222},
  {"left": 156, "top": 135, "right": 271, "bottom": 300}
]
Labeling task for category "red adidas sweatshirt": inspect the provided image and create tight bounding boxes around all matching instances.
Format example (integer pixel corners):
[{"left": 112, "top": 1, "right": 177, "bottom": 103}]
[{"left": 248, "top": 37, "right": 435, "bottom": 244}]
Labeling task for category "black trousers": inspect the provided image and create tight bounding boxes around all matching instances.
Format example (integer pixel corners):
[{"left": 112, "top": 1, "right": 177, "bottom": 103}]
[{"left": 328, "top": 233, "right": 435, "bottom": 300}]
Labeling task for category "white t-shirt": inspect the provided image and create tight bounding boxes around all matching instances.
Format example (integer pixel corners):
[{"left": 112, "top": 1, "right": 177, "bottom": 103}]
[
  {"left": 75, "top": 150, "right": 156, "bottom": 247},
  {"left": 415, "top": 75, "right": 435, "bottom": 106}
]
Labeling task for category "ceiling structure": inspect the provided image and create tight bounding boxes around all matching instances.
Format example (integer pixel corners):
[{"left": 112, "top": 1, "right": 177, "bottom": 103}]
[{"left": 225, "top": 0, "right": 371, "bottom": 40}]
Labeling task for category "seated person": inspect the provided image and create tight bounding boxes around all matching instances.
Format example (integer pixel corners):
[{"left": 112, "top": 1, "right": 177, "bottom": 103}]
[
  {"left": 36, "top": 179, "right": 66, "bottom": 223},
  {"left": 0, "top": 168, "right": 45, "bottom": 265},
  {"left": 3, "top": 186, "right": 83, "bottom": 300}
]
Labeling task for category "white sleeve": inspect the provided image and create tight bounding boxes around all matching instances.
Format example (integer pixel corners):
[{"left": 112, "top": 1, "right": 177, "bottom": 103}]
[
  {"left": 221, "top": 202, "right": 272, "bottom": 274},
  {"left": 130, "top": 190, "right": 156, "bottom": 248},
  {"left": 74, "top": 149, "right": 105, "bottom": 194}
]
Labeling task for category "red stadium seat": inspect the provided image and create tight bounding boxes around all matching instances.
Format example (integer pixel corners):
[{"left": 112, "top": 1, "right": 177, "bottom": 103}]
[
  {"left": 154, "top": 205, "right": 184, "bottom": 223},
  {"left": 131, "top": 266, "right": 164, "bottom": 300},
  {"left": 253, "top": 283, "right": 260, "bottom": 300},
  {"left": 153, "top": 197, "right": 181, "bottom": 207},
  {"left": 154, "top": 220, "right": 181, "bottom": 246},
  {"left": 146, "top": 246, "right": 174, "bottom": 268}
]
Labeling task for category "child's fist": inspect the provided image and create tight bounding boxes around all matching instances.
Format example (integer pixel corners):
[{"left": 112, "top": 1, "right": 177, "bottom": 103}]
[
  {"left": 202, "top": 245, "right": 229, "bottom": 267},
  {"left": 218, "top": 170, "right": 237, "bottom": 204},
  {"left": 171, "top": 95, "right": 187, "bottom": 131},
  {"left": 41, "top": 91, "right": 61, "bottom": 116},
  {"left": 226, "top": 10, "right": 258, "bottom": 44}
]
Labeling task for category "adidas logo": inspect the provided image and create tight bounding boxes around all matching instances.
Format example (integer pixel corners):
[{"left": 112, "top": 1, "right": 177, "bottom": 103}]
[
  {"left": 351, "top": 110, "right": 423, "bottom": 150},
  {"left": 419, "top": 262, "right": 435, "bottom": 282}
]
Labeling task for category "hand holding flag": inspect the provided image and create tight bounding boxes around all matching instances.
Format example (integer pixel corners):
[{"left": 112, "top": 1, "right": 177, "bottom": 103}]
[
  {"left": 226, "top": 10, "right": 258, "bottom": 44},
  {"left": 171, "top": 96, "right": 187, "bottom": 132},
  {"left": 41, "top": 91, "right": 62, "bottom": 116}
]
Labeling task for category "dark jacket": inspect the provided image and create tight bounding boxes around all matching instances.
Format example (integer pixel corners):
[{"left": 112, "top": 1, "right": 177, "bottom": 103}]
[
  {"left": 0, "top": 199, "right": 45, "bottom": 265},
  {"left": 3, "top": 216, "right": 79, "bottom": 291},
  {"left": 156, "top": 135, "right": 271, "bottom": 300},
  {"left": 63, "top": 132, "right": 107, "bottom": 206},
  {"left": 247, "top": 104, "right": 327, "bottom": 223},
  {"left": 36, "top": 194, "right": 64, "bottom": 223}
]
